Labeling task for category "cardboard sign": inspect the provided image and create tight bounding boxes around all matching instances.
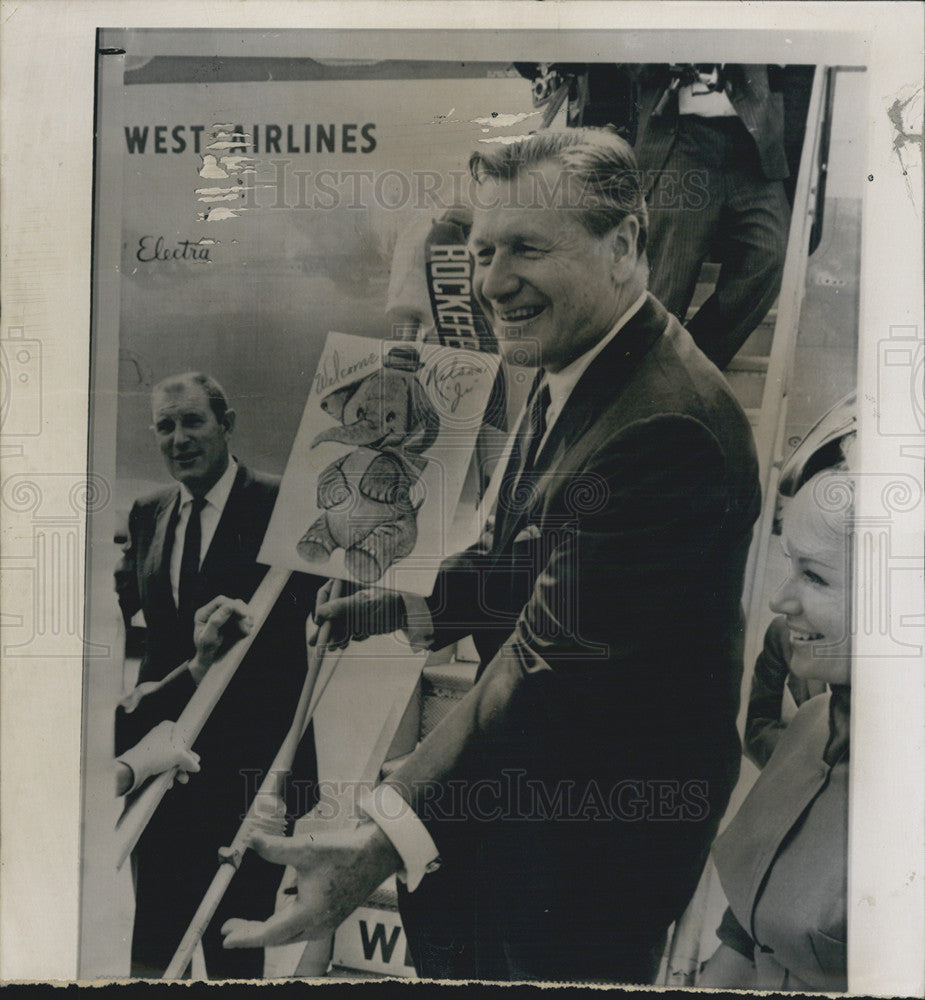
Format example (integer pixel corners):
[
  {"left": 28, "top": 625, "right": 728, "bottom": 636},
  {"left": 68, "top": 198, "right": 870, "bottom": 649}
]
[{"left": 260, "top": 332, "right": 498, "bottom": 595}]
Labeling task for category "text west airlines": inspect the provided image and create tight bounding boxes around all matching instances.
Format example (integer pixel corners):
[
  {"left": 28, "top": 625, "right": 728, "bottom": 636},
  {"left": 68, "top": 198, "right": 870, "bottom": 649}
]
[{"left": 124, "top": 123, "right": 377, "bottom": 155}]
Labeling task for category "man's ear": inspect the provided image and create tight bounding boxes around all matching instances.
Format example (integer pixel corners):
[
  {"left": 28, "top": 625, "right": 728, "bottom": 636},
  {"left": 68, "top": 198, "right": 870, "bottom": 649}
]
[
  {"left": 222, "top": 408, "right": 237, "bottom": 435},
  {"left": 609, "top": 214, "right": 640, "bottom": 279}
]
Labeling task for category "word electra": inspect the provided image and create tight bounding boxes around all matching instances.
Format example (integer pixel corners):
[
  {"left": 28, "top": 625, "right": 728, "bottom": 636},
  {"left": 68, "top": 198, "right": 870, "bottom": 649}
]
[
  {"left": 136, "top": 236, "right": 212, "bottom": 263},
  {"left": 124, "top": 123, "right": 377, "bottom": 155}
]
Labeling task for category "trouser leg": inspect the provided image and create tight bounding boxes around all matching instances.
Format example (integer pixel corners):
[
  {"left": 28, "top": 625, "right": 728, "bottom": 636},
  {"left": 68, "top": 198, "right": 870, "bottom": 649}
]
[
  {"left": 685, "top": 166, "right": 791, "bottom": 370},
  {"left": 644, "top": 159, "right": 722, "bottom": 326}
]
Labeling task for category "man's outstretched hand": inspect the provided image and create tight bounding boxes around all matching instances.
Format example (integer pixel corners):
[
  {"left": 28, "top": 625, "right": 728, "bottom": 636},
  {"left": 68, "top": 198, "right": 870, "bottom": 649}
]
[
  {"left": 220, "top": 819, "right": 402, "bottom": 949},
  {"left": 190, "top": 596, "right": 253, "bottom": 682},
  {"left": 310, "top": 579, "right": 407, "bottom": 651}
]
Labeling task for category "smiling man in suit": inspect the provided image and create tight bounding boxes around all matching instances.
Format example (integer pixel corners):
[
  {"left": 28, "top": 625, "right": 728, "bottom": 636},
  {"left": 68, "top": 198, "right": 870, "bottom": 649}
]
[
  {"left": 116, "top": 372, "right": 318, "bottom": 978},
  {"left": 219, "top": 128, "right": 761, "bottom": 984}
]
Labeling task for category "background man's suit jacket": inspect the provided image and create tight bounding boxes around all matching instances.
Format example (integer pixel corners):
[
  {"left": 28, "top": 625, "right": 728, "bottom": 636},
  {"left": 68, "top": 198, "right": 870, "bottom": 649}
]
[
  {"left": 116, "top": 463, "right": 320, "bottom": 975},
  {"left": 389, "top": 294, "right": 762, "bottom": 982},
  {"left": 634, "top": 64, "right": 789, "bottom": 185}
]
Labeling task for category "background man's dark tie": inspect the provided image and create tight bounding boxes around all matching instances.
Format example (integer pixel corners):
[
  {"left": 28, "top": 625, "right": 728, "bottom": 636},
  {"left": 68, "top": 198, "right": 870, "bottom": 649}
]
[{"left": 177, "top": 496, "right": 206, "bottom": 640}]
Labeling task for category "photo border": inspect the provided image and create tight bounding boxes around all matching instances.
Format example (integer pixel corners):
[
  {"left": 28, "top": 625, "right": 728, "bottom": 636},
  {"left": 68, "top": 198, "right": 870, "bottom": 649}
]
[{"left": 0, "top": 3, "right": 921, "bottom": 991}]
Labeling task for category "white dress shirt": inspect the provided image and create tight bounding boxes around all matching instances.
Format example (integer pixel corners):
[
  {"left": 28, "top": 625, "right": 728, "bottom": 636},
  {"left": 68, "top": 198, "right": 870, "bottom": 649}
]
[
  {"left": 678, "top": 85, "right": 738, "bottom": 117},
  {"left": 168, "top": 457, "right": 238, "bottom": 608},
  {"left": 116, "top": 458, "right": 239, "bottom": 787},
  {"left": 538, "top": 290, "right": 648, "bottom": 455},
  {"left": 361, "top": 293, "right": 650, "bottom": 891},
  {"left": 677, "top": 66, "right": 737, "bottom": 117}
]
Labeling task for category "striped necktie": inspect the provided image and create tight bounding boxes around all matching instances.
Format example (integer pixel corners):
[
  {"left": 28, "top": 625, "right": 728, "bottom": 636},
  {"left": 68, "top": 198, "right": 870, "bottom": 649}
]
[{"left": 498, "top": 370, "right": 550, "bottom": 525}]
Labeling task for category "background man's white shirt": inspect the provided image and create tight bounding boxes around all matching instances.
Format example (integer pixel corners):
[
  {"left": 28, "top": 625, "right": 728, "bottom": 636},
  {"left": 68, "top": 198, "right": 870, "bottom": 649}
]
[{"left": 168, "top": 458, "right": 238, "bottom": 608}]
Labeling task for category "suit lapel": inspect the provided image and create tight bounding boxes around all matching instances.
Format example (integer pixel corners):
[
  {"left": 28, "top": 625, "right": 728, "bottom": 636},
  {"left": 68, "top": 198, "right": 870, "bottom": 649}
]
[
  {"left": 635, "top": 70, "right": 680, "bottom": 196},
  {"left": 145, "top": 489, "right": 181, "bottom": 611},
  {"left": 198, "top": 463, "right": 252, "bottom": 584},
  {"left": 493, "top": 295, "right": 667, "bottom": 553},
  {"left": 726, "top": 65, "right": 759, "bottom": 134}
]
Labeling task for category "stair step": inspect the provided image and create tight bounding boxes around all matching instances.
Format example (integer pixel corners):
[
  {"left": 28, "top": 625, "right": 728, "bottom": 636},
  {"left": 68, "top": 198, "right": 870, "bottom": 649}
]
[
  {"left": 421, "top": 660, "right": 478, "bottom": 738},
  {"left": 725, "top": 369, "right": 767, "bottom": 411},
  {"left": 726, "top": 355, "right": 770, "bottom": 374},
  {"left": 383, "top": 677, "right": 422, "bottom": 764},
  {"left": 733, "top": 323, "right": 774, "bottom": 360},
  {"left": 684, "top": 299, "right": 777, "bottom": 344},
  {"left": 423, "top": 659, "right": 479, "bottom": 688},
  {"left": 382, "top": 660, "right": 480, "bottom": 774},
  {"left": 683, "top": 273, "right": 778, "bottom": 362},
  {"left": 366, "top": 875, "right": 400, "bottom": 912},
  {"left": 687, "top": 284, "right": 712, "bottom": 312}
]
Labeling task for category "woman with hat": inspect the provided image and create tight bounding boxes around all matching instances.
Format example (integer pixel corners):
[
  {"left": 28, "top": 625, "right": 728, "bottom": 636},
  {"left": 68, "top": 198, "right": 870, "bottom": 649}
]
[{"left": 699, "top": 421, "right": 854, "bottom": 991}]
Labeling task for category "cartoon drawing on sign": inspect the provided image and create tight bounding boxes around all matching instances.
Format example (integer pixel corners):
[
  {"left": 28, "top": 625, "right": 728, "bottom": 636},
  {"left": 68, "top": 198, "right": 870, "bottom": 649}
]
[
  {"left": 257, "top": 331, "right": 496, "bottom": 596},
  {"left": 297, "top": 345, "right": 441, "bottom": 583}
]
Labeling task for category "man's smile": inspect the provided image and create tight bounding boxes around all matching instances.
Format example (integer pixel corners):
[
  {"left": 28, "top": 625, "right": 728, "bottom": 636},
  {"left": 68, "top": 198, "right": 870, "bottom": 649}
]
[{"left": 497, "top": 304, "right": 546, "bottom": 324}]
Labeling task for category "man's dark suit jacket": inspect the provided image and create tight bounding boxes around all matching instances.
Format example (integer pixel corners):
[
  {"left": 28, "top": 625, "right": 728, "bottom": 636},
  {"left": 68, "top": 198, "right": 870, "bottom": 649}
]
[
  {"left": 116, "top": 462, "right": 319, "bottom": 977},
  {"left": 388, "top": 295, "right": 761, "bottom": 983},
  {"left": 634, "top": 64, "right": 789, "bottom": 186}
]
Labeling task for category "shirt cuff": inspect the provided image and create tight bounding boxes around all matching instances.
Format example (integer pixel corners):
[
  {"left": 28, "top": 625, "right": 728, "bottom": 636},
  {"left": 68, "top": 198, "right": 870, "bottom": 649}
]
[
  {"left": 401, "top": 592, "right": 435, "bottom": 653},
  {"left": 114, "top": 750, "right": 145, "bottom": 795},
  {"left": 358, "top": 783, "right": 440, "bottom": 892},
  {"left": 115, "top": 759, "right": 138, "bottom": 796}
]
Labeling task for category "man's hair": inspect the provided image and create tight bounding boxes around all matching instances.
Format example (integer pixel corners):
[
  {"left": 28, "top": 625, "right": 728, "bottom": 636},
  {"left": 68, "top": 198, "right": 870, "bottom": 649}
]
[
  {"left": 468, "top": 127, "right": 648, "bottom": 255},
  {"left": 152, "top": 371, "right": 230, "bottom": 423}
]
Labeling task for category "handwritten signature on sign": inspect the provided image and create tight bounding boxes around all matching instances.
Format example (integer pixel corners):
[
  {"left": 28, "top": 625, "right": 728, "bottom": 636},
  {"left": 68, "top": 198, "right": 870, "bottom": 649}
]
[{"left": 425, "top": 356, "right": 489, "bottom": 416}]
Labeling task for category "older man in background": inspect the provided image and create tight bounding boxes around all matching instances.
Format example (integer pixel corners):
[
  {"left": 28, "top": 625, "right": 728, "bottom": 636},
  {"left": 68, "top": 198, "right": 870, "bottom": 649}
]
[{"left": 116, "top": 372, "right": 319, "bottom": 978}]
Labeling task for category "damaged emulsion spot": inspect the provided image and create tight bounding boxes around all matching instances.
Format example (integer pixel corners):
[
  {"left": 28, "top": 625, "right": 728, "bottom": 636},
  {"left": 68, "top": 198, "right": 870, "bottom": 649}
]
[
  {"left": 196, "top": 186, "right": 247, "bottom": 203},
  {"left": 469, "top": 110, "right": 541, "bottom": 146},
  {"left": 199, "top": 154, "right": 231, "bottom": 180},
  {"left": 207, "top": 124, "right": 254, "bottom": 153},
  {"left": 198, "top": 206, "right": 243, "bottom": 223},
  {"left": 470, "top": 110, "right": 540, "bottom": 133},
  {"left": 886, "top": 85, "right": 923, "bottom": 209},
  {"left": 477, "top": 133, "right": 536, "bottom": 146},
  {"left": 195, "top": 124, "right": 260, "bottom": 220}
]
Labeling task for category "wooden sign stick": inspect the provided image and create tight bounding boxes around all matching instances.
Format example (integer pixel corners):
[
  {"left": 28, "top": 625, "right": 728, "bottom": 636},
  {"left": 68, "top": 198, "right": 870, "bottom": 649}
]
[
  {"left": 163, "top": 579, "right": 343, "bottom": 980},
  {"left": 115, "top": 567, "right": 292, "bottom": 870}
]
